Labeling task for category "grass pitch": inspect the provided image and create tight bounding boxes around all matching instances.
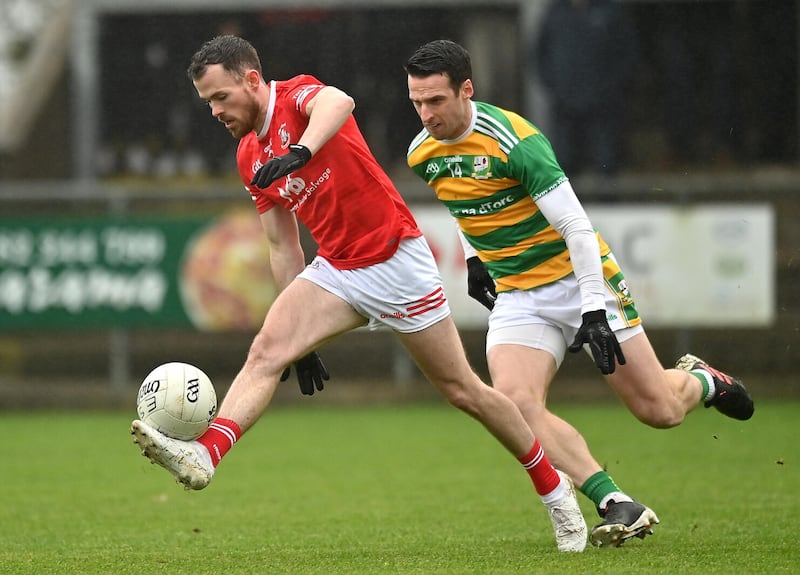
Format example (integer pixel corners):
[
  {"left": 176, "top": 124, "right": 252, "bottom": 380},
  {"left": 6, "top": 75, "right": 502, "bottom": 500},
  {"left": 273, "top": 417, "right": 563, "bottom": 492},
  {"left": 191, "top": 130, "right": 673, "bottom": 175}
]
[{"left": 1, "top": 399, "right": 797, "bottom": 574}]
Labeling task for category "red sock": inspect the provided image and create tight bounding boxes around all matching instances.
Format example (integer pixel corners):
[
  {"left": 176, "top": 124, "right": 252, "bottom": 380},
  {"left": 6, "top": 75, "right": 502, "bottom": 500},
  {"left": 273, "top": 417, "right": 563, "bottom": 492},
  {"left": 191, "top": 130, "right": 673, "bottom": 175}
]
[
  {"left": 196, "top": 418, "right": 242, "bottom": 467},
  {"left": 518, "top": 439, "right": 561, "bottom": 496}
]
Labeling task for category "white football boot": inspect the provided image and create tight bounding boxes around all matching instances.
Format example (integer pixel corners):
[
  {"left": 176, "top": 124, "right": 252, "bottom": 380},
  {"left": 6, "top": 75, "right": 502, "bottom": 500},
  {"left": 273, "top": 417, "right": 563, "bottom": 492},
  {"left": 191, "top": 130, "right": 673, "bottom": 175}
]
[
  {"left": 131, "top": 419, "right": 214, "bottom": 490},
  {"left": 546, "top": 470, "right": 588, "bottom": 552}
]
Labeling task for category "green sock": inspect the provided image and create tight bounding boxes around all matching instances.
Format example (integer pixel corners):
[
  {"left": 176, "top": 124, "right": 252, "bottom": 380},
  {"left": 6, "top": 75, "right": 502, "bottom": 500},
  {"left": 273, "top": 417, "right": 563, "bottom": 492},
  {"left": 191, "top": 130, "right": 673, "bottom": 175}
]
[
  {"left": 580, "top": 471, "right": 622, "bottom": 513},
  {"left": 690, "top": 370, "right": 714, "bottom": 403}
]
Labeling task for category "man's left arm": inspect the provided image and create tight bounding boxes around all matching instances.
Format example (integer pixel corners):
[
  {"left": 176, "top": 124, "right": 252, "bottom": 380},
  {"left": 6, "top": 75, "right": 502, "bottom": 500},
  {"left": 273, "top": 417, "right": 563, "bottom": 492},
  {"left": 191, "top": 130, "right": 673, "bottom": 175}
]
[
  {"left": 536, "top": 182, "right": 626, "bottom": 374},
  {"left": 297, "top": 86, "right": 355, "bottom": 154}
]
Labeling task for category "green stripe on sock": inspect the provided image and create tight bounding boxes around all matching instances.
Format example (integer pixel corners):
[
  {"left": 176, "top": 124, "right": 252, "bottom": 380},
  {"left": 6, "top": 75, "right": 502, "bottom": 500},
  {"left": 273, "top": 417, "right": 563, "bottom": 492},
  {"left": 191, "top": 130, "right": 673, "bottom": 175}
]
[{"left": 580, "top": 471, "right": 621, "bottom": 510}]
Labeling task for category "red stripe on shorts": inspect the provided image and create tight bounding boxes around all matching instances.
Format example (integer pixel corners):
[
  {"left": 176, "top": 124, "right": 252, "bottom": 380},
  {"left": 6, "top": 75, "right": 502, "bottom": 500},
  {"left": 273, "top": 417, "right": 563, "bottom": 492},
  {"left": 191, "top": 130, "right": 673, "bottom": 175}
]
[{"left": 406, "top": 287, "right": 446, "bottom": 318}]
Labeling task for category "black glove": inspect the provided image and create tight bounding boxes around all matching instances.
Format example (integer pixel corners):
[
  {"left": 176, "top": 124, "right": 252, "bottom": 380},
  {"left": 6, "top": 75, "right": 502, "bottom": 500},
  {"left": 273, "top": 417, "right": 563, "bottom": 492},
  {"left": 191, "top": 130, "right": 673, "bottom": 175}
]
[
  {"left": 466, "top": 256, "right": 497, "bottom": 311},
  {"left": 250, "top": 144, "right": 312, "bottom": 188},
  {"left": 567, "top": 310, "right": 626, "bottom": 375},
  {"left": 280, "top": 351, "right": 330, "bottom": 396}
]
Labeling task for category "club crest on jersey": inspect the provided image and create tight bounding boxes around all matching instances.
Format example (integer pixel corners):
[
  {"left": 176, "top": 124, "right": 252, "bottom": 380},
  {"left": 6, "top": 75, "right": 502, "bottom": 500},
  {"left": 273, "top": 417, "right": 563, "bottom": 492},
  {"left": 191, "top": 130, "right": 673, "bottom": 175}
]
[
  {"left": 278, "top": 123, "right": 291, "bottom": 149},
  {"left": 472, "top": 156, "right": 492, "bottom": 179}
]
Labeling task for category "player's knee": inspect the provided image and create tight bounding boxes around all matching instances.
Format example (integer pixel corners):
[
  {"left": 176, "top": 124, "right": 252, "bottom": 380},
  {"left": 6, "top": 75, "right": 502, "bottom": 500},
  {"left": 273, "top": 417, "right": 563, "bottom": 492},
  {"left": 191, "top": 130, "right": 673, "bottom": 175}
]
[
  {"left": 245, "top": 334, "right": 289, "bottom": 377},
  {"left": 436, "top": 379, "right": 481, "bottom": 416},
  {"left": 493, "top": 380, "right": 543, "bottom": 412},
  {"left": 445, "top": 388, "right": 478, "bottom": 415}
]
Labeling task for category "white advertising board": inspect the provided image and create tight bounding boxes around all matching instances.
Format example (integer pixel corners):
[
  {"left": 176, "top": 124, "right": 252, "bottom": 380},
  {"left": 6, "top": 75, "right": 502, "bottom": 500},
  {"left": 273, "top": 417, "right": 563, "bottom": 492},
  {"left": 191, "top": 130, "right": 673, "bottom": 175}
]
[{"left": 411, "top": 203, "right": 775, "bottom": 328}]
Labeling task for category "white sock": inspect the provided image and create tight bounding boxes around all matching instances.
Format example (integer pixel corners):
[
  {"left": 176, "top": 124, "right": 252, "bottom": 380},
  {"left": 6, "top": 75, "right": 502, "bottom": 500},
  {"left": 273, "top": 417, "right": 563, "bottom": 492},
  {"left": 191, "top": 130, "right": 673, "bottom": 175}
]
[
  {"left": 541, "top": 477, "right": 569, "bottom": 505},
  {"left": 599, "top": 492, "right": 634, "bottom": 512},
  {"left": 692, "top": 369, "right": 716, "bottom": 403}
]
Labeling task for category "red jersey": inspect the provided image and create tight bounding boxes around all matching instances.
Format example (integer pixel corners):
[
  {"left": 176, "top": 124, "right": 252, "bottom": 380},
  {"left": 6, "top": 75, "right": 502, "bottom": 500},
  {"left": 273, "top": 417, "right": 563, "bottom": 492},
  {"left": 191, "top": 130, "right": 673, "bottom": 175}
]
[{"left": 237, "top": 75, "right": 421, "bottom": 270}]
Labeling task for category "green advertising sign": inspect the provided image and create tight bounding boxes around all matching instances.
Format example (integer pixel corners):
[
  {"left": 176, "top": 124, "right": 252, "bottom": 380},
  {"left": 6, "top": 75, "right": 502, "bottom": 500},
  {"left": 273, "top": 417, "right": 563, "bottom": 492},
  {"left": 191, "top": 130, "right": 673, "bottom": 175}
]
[{"left": 0, "top": 210, "right": 276, "bottom": 332}]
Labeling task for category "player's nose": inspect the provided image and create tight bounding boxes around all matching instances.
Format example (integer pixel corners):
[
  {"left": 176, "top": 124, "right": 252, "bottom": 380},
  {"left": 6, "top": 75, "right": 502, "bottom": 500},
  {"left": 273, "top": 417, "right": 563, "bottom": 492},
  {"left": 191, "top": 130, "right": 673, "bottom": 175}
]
[{"left": 419, "top": 106, "right": 435, "bottom": 124}]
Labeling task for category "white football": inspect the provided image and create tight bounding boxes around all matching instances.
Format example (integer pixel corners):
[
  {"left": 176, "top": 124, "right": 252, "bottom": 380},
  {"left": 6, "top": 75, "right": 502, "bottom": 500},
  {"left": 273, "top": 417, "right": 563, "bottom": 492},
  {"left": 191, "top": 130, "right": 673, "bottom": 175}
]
[{"left": 136, "top": 362, "right": 217, "bottom": 440}]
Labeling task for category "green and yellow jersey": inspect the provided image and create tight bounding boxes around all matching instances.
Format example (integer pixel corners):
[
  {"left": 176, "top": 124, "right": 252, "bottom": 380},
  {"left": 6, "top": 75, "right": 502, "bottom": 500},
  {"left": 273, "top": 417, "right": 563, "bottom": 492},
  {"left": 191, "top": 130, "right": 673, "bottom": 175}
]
[{"left": 407, "top": 100, "right": 610, "bottom": 293}]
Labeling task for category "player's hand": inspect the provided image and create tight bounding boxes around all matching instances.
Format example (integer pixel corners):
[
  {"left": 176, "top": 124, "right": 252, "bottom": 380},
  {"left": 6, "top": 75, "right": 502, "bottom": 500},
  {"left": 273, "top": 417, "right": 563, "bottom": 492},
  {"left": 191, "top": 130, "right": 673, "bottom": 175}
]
[
  {"left": 280, "top": 351, "right": 330, "bottom": 396},
  {"left": 250, "top": 144, "right": 312, "bottom": 188},
  {"left": 567, "top": 310, "right": 626, "bottom": 375},
  {"left": 466, "top": 256, "right": 497, "bottom": 311}
]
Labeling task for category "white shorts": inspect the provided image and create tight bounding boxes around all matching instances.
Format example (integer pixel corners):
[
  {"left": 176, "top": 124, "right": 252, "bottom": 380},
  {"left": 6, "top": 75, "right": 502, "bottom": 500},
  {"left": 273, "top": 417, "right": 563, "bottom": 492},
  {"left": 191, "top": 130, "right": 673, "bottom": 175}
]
[
  {"left": 298, "top": 236, "right": 451, "bottom": 333},
  {"left": 486, "top": 252, "right": 644, "bottom": 368}
]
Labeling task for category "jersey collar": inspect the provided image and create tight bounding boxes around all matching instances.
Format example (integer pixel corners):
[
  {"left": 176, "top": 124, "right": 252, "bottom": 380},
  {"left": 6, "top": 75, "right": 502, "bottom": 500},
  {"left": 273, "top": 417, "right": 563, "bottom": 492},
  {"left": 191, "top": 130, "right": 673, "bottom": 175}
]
[{"left": 256, "top": 80, "right": 277, "bottom": 140}]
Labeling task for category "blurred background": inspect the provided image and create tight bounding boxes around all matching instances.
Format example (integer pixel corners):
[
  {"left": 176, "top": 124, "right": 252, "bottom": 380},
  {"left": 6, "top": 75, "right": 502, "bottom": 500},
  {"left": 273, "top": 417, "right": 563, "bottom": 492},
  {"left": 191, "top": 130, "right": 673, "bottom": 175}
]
[{"left": 0, "top": 0, "right": 797, "bottom": 409}]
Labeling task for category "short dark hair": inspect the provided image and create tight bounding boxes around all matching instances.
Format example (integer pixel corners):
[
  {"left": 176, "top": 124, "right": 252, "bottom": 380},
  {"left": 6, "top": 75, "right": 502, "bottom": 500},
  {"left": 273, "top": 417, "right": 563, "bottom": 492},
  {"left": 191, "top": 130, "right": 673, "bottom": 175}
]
[
  {"left": 187, "top": 35, "right": 262, "bottom": 81},
  {"left": 404, "top": 40, "right": 472, "bottom": 93}
]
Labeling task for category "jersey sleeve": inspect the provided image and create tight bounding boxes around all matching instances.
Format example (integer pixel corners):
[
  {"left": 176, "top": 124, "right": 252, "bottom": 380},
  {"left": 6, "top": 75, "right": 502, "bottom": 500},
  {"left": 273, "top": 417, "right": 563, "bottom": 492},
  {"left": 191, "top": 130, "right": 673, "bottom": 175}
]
[
  {"left": 245, "top": 183, "right": 275, "bottom": 214},
  {"left": 284, "top": 74, "right": 327, "bottom": 115}
]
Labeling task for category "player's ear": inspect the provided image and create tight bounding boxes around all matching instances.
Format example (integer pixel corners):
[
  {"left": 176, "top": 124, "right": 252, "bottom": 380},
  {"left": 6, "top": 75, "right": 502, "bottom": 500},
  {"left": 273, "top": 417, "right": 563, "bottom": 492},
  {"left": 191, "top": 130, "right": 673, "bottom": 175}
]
[
  {"left": 461, "top": 79, "right": 474, "bottom": 99},
  {"left": 245, "top": 69, "right": 261, "bottom": 90}
]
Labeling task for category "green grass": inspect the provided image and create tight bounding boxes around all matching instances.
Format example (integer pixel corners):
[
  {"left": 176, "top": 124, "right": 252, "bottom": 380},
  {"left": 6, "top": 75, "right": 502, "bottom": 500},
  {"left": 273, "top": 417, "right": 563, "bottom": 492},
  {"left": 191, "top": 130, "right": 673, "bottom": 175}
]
[{"left": 1, "top": 400, "right": 797, "bottom": 574}]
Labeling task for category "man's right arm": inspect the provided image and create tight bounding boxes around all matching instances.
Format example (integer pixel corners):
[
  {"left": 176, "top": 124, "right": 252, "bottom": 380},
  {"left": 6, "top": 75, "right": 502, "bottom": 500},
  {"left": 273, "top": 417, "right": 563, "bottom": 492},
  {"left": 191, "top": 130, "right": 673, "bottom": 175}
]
[
  {"left": 259, "top": 207, "right": 306, "bottom": 291},
  {"left": 259, "top": 206, "right": 330, "bottom": 395},
  {"left": 456, "top": 225, "right": 496, "bottom": 311}
]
